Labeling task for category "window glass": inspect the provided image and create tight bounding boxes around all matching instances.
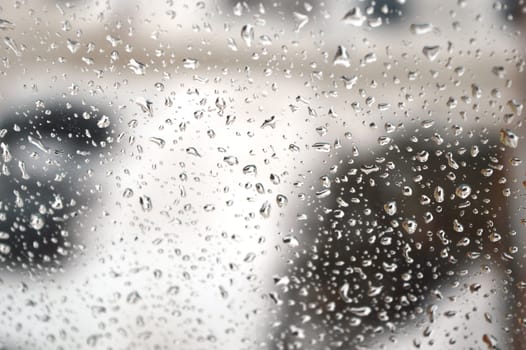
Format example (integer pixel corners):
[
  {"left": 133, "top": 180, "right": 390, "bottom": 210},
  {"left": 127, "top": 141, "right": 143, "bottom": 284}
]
[{"left": 0, "top": 0, "right": 525, "bottom": 349}]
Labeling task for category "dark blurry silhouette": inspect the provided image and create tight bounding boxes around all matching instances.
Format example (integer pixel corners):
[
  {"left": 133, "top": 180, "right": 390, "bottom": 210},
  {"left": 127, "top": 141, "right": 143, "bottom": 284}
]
[
  {"left": 0, "top": 101, "right": 112, "bottom": 271},
  {"left": 272, "top": 126, "right": 521, "bottom": 349}
]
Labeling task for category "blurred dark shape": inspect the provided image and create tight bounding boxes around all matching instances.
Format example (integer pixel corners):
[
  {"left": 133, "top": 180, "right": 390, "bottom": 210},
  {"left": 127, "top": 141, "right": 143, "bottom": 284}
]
[
  {"left": 359, "top": 0, "right": 410, "bottom": 24},
  {"left": 501, "top": 0, "right": 526, "bottom": 23},
  {"left": 227, "top": 0, "right": 320, "bottom": 15},
  {"left": 272, "top": 127, "right": 519, "bottom": 349},
  {"left": 0, "top": 100, "right": 112, "bottom": 271},
  {"left": 226, "top": 0, "right": 410, "bottom": 24}
]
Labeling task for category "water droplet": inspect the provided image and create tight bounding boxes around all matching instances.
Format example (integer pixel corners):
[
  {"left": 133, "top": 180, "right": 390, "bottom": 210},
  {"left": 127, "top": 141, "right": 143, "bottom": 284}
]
[
  {"left": 186, "top": 147, "right": 201, "bottom": 157},
  {"left": 481, "top": 168, "right": 493, "bottom": 177},
  {"left": 167, "top": 285, "right": 180, "bottom": 295},
  {"left": 4, "top": 36, "right": 21, "bottom": 56},
  {"left": 416, "top": 150, "right": 429, "bottom": 162},
  {"left": 276, "top": 194, "right": 288, "bottom": 208},
  {"left": 470, "top": 283, "right": 482, "bottom": 292},
  {"left": 182, "top": 58, "right": 199, "bottom": 69},
  {"left": 66, "top": 39, "right": 80, "bottom": 53},
  {"left": 0, "top": 19, "right": 15, "bottom": 31},
  {"left": 136, "top": 97, "right": 153, "bottom": 117},
  {"left": 312, "top": 142, "right": 331, "bottom": 152},
  {"left": 30, "top": 214, "right": 45, "bottom": 230},
  {"left": 402, "top": 219, "right": 418, "bottom": 234},
  {"left": 128, "top": 58, "right": 146, "bottom": 75},
  {"left": 0, "top": 243, "right": 10, "bottom": 255},
  {"left": 455, "top": 184, "right": 471, "bottom": 199},
  {"left": 422, "top": 45, "right": 440, "bottom": 61},
  {"left": 500, "top": 129, "right": 519, "bottom": 148},
  {"left": 508, "top": 99, "right": 523, "bottom": 116},
  {"left": 316, "top": 189, "right": 331, "bottom": 198},
  {"left": 51, "top": 195, "right": 64, "bottom": 210},
  {"left": 123, "top": 188, "right": 134, "bottom": 198},
  {"left": 97, "top": 115, "right": 110, "bottom": 128},
  {"left": 27, "top": 136, "right": 50, "bottom": 154},
  {"left": 240, "top": 24, "right": 254, "bottom": 47},
  {"left": 384, "top": 201, "right": 397, "bottom": 216},
  {"left": 453, "top": 219, "right": 464, "bottom": 232},
  {"left": 223, "top": 156, "right": 239, "bottom": 166},
  {"left": 333, "top": 45, "right": 350, "bottom": 67},
  {"left": 424, "top": 212, "right": 434, "bottom": 223},
  {"left": 203, "top": 204, "right": 215, "bottom": 212},
  {"left": 126, "top": 291, "right": 141, "bottom": 304},
  {"left": 17, "top": 160, "right": 30, "bottom": 180},
  {"left": 242, "top": 164, "right": 257, "bottom": 175},
  {"left": 489, "top": 232, "right": 502, "bottom": 243},
  {"left": 368, "top": 285, "right": 383, "bottom": 297},
  {"left": 244, "top": 252, "right": 256, "bottom": 263},
  {"left": 421, "top": 119, "right": 435, "bottom": 128},
  {"left": 232, "top": 1, "right": 244, "bottom": 16},
  {"left": 339, "top": 283, "right": 352, "bottom": 303},
  {"left": 470, "top": 84, "right": 482, "bottom": 99},
  {"left": 343, "top": 7, "right": 366, "bottom": 27},
  {"left": 482, "top": 334, "right": 498, "bottom": 349},
  {"left": 260, "top": 201, "right": 271, "bottom": 218},
  {"left": 410, "top": 23, "right": 433, "bottom": 35},
  {"left": 492, "top": 66, "right": 506, "bottom": 78},
  {"left": 226, "top": 37, "right": 238, "bottom": 51},
  {"left": 385, "top": 123, "right": 397, "bottom": 133},
  {"left": 149, "top": 137, "right": 165, "bottom": 148},
  {"left": 292, "top": 12, "right": 309, "bottom": 32},
  {"left": 350, "top": 306, "right": 372, "bottom": 317},
  {"left": 270, "top": 173, "right": 280, "bottom": 185},
  {"left": 139, "top": 195, "right": 152, "bottom": 212}
]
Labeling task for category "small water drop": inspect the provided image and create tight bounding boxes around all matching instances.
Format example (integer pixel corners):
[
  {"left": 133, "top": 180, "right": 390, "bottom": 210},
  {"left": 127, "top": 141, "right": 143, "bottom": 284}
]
[
  {"left": 66, "top": 39, "right": 81, "bottom": 53},
  {"left": 149, "top": 137, "right": 165, "bottom": 148},
  {"left": 410, "top": 23, "right": 433, "bottom": 35},
  {"left": 260, "top": 201, "right": 271, "bottom": 218},
  {"left": 350, "top": 306, "right": 372, "bottom": 317},
  {"left": 4, "top": 36, "right": 21, "bottom": 56},
  {"left": 343, "top": 7, "right": 366, "bottom": 27},
  {"left": 384, "top": 201, "right": 397, "bottom": 216},
  {"left": 0, "top": 19, "right": 15, "bottom": 31},
  {"left": 499, "top": 129, "right": 519, "bottom": 148},
  {"left": 186, "top": 147, "right": 201, "bottom": 157},
  {"left": 292, "top": 12, "right": 309, "bottom": 32},
  {"left": 126, "top": 291, "right": 142, "bottom": 304},
  {"left": 482, "top": 334, "right": 498, "bottom": 349},
  {"left": 223, "top": 156, "right": 239, "bottom": 166},
  {"left": 242, "top": 164, "right": 257, "bottom": 175},
  {"left": 30, "top": 214, "right": 45, "bottom": 230},
  {"left": 422, "top": 45, "right": 440, "bottom": 61},
  {"left": 182, "top": 58, "right": 199, "bottom": 69},
  {"left": 128, "top": 58, "right": 146, "bottom": 75},
  {"left": 333, "top": 45, "right": 350, "bottom": 67},
  {"left": 455, "top": 184, "right": 471, "bottom": 199},
  {"left": 339, "top": 283, "right": 352, "bottom": 303},
  {"left": 97, "top": 115, "right": 110, "bottom": 128},
  {"left": 241, "top": 24, "right": 254, "bottom": 47},
  {"left": 316, "top": 189, "right": 331, "bottom": 198},
  {"left": 123, "top": 188, "right": 134, "bottom": 198},
  {"left": 402, "top": 219, "right": 418, "bottom": 234},
  {"left": 453, "top": 219, "right": 464, "bottom": 232},
  {"left": 0, "top": 243, "right": 11, "bottom": 255},
  {"left": 139, "top": 195, "right": 152, "bottom": 212},
  {"left": 312, "top": 142, "right": 331, "bottom": 152},
  {"left": 276, "top": 194, "right": 288, "bottom": 207}
]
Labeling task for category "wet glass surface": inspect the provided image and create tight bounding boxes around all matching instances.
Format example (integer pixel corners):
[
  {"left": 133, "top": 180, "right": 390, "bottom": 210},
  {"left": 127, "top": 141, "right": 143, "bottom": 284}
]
[{"left": 0, "top": 1, "right": 525, "bottom": 349}]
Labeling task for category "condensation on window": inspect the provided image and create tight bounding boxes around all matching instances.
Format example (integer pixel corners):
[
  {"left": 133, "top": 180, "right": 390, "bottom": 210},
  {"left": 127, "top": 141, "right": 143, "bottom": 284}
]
[{"left": 0, "top": 0, "right": 524, "bottom": 349}]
